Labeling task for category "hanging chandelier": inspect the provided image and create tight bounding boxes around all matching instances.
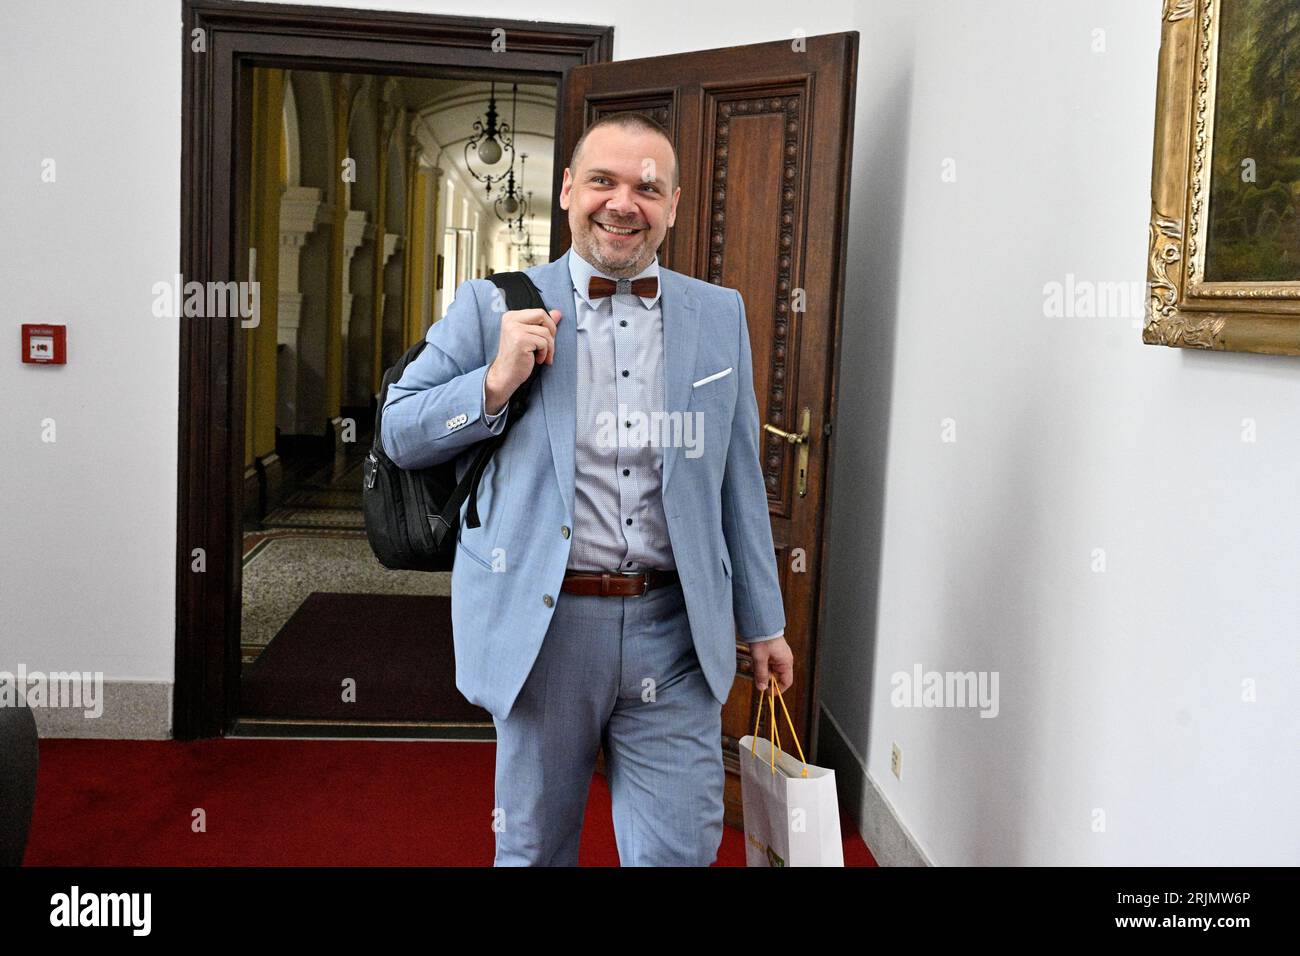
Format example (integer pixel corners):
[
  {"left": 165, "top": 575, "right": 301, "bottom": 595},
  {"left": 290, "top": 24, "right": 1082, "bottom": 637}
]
[
  {"left": 464, "top": 81, "right": 516, "bottom": 198},
  {"left": 494, "top": 152, "right": 531, "bottom": 226},
  {"left": 509, "top": 196, "right": 541, "bottom": 266},
  {"left": 508, "top": 192, "right": 534, "bottom": 246}
]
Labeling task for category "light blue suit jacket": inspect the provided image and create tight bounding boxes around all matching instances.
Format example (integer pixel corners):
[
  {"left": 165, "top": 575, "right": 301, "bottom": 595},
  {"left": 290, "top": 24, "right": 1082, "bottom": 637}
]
[{"left": 381, "top": 248, "right": 786, "bottom": 721}]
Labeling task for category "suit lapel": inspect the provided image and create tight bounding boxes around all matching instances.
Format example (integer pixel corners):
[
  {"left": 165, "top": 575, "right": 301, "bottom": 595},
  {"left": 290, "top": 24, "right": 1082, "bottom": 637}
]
[
  {"left": 535, "top": 250, "right": 578, "bottom": 518},
  {"left": 659, "top": 268, "right": 700, "bottom": 495}
]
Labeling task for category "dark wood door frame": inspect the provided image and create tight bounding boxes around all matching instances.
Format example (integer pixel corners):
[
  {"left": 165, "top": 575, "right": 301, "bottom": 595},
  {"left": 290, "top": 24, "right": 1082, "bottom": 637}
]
[{"left": 176, "top": 0, "right": 612, "bottom": 740}]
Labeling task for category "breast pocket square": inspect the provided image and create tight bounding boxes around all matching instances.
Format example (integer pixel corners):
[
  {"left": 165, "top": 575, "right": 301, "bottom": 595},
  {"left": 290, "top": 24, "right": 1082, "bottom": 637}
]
[{"left": 692, "top": 367, "right": 733, "bottom": 388}]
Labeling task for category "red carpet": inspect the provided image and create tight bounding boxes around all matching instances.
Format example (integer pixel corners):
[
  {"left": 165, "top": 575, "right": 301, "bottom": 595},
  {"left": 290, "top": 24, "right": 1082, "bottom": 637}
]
[{"left": 25, "top": 738, "right": 877, "bottom": 867}]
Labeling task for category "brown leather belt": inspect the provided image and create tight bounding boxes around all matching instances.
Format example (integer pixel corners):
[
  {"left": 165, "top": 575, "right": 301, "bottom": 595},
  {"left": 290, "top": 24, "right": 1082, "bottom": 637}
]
[{"left": 560, "top": 568, "right": 680, "bottom": 597}]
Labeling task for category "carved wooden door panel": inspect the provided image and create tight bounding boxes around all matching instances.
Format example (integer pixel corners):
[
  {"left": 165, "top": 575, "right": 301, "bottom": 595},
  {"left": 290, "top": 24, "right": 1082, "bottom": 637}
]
[{"left": 558, "top": 32, "right": 858, "bottom": 828}]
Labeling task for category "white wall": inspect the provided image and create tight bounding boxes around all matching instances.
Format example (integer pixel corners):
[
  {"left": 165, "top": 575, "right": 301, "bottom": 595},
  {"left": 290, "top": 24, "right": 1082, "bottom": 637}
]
[
  {"left": 1, "top": 0, "right": 1293, "bottom": 865},
  {"left": 819, "top": 0, "right": 1299, "bottom": 865},
  {"left": 0, "top": 2, "right": 180, "bottom": 680}
]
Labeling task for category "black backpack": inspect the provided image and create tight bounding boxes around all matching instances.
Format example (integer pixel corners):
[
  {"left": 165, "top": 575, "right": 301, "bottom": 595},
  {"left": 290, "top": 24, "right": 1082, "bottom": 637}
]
[{"left": 362, "top": 271, "right": 546, "bottom": 572}]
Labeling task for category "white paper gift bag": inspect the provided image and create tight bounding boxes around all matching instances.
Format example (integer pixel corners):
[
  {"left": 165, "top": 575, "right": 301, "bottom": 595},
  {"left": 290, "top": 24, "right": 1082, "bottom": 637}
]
[{"left": 738, "top": 684, "right": 844, "bottom": 867}]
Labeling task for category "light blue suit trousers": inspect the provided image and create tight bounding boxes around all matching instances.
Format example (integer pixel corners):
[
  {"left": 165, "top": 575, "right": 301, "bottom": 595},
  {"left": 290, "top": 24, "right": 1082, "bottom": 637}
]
[{"left": 492, "top": 578, "right": 724, "bottom": 866}]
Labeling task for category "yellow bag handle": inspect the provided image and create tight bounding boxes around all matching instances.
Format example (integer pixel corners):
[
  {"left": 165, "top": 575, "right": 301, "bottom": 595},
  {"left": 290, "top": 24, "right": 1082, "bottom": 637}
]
[{"left": 749, "top": 682, "right": 808, "bottom": 778}]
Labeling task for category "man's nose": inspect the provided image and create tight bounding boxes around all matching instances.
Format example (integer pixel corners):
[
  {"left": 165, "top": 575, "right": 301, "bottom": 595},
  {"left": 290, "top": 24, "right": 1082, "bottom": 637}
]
[{"left": 605, "top": 186, "right": 638, "bottom": 216}]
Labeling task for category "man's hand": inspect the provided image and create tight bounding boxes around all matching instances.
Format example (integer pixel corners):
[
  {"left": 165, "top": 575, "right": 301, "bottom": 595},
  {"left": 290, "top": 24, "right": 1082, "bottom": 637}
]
[
  {"left": 485, "top": 307, "right": 562, "bottom": 415},
  {"left": 750, "top": 636, "right": 794, "bottom": 694}
]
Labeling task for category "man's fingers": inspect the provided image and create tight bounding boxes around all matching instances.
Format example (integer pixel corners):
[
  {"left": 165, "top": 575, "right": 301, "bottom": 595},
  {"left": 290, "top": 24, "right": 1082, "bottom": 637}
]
[
  {"left": 751, "top": 644, "right": 795, "bottom": 695},
  {"left": 508, "top": 309, "right": 560, "bottom": 364},
  {"left": 533, "top": 310, "right": 556, "bottom": 341},
  {"left": 511, "top": 307, "right": 562, "bottom": 329},
  {"left": 776, "top": 656, "right": 794, "bottom": 693},
  {"left": 532, "top": 310, "right": 560, "bottom": 361},
  {"left": 519, "top": 329, "right": 550, "bottom": 354},
  {"left": 516, "top": 328, "right": 554, "bottom": 364}
]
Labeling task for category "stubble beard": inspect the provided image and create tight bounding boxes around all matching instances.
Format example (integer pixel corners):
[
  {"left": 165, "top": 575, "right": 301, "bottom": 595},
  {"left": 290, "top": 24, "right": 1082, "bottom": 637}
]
[{"left": 573, "top": 217, "right": 657, "bottom": 278}]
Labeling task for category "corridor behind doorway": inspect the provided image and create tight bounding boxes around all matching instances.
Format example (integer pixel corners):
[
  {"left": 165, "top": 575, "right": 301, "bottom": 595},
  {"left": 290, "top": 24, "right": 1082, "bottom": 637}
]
[{"left": 236, "top": 67, "right": 555, "bottom": 737}]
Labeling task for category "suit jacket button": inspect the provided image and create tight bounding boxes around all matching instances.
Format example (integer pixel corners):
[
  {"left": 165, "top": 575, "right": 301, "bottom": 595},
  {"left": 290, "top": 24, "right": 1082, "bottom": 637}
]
[
  {"left": 560, "top": 525, "right": 570, "bottom": 539},
  {"left": 542, "top": 594, "right": 554, "bottom": 608}
]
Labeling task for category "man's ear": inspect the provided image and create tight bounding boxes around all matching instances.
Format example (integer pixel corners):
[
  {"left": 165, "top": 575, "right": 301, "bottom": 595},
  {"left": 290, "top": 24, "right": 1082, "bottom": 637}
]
[
  {"left": 559, "top": 168, "right": 572, "bottom": 210},
  {"left": 666, "top": 186, "right": 682, "bottom": 227}
]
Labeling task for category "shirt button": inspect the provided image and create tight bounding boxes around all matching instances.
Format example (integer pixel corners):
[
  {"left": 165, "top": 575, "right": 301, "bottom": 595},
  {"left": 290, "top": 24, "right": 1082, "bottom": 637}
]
[
  {"left": 542, "top": 594, "right": 554, "bottom": 608},
  {"left": 622, "top": 369, "right": 629, "bottom": 377},
  {"left": 622, "top": 468, "right": 630, "bottom": 476},
  {"left": 560, "top": 525, "right": 570, "bottom": 539},
  {"left": 619, "top": 320, "right": 628, "bottom": 327},
  {"left": 625, "top": 517, "right": 633, "bottom": 526}
]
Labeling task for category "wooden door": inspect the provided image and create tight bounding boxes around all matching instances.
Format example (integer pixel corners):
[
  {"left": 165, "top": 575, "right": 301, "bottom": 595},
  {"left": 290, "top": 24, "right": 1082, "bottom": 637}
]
[{"left": 557, "top": 32, "right": 859, "bottom": 828}]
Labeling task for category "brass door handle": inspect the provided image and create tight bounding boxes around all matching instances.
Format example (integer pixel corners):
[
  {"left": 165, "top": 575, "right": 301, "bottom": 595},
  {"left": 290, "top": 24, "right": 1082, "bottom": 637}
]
[
  {"left": 763, "top": 407, "right": 811, "bottom": 496},
  {"left": 762, "top": 423, "right": 808, "bottom": 444}
]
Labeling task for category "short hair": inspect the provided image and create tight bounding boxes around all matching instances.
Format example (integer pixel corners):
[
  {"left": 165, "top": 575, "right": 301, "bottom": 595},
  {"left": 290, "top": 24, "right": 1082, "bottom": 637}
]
[{"left": 569, "top": 111, "right": 679, "bottom": 191}]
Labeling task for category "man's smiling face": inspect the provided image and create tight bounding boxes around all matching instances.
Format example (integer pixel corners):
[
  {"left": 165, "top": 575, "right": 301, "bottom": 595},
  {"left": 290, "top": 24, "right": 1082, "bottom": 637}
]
[{"left": 559, "top": 124, "right": 681, "bottom": 278}]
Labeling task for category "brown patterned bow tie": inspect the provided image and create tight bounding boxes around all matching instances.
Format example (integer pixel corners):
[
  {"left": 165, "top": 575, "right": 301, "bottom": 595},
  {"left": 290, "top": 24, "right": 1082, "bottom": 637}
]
[{"left": 588, "top": 275, "right": 658, "bottom": 300}]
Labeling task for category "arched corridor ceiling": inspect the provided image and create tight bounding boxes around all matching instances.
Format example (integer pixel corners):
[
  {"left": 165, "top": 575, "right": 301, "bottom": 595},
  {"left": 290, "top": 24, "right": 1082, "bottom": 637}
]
[{"left": 394, "top": 77, "right": 555, "bottom": 249}]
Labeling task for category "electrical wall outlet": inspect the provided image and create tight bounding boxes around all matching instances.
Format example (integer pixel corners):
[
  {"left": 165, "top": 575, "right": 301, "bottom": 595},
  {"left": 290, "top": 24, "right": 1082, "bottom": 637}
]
[{"left": 891, "top": 743, "right": 902, "bottom": 780}]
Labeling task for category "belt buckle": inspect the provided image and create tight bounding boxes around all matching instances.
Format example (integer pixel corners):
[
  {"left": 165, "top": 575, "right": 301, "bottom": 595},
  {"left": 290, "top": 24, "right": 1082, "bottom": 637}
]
[{"left": 608, "top": 569, "right": 649, "bottom": 596}]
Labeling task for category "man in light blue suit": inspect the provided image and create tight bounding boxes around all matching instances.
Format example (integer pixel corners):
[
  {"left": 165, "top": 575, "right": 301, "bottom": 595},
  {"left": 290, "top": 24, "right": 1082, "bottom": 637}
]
[{"left": 381, "top": 112, "right": 793, "bottom": 866}]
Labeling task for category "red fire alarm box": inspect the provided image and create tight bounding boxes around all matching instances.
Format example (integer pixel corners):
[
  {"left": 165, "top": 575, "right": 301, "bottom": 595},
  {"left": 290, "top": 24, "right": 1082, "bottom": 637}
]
[{"left": 22, "top": 324, "right": 66, "bottom": 365}]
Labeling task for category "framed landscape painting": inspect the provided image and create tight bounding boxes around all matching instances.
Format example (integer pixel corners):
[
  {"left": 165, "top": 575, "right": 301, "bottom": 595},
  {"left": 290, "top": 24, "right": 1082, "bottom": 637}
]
[{"left": 1146, "top": 0, "right": 1300, "bottom": 354}]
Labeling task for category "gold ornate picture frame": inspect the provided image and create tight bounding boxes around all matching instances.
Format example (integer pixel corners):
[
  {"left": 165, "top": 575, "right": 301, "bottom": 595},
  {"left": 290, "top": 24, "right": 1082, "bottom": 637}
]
[{"left": 1146, "top": 0, "right": 1300, "bottom": 355}]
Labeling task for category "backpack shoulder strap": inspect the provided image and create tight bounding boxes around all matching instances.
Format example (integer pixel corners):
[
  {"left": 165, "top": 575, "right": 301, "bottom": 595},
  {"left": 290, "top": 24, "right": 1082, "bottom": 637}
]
[
  {"left": 486, "top": 270, "right": 546, "bottom": 313},
  {"left": 482, "top": 270, "right": 546, "bottom": 410},
  {"left": 436, "top": 270, "right": 550, "bottom": 534}
]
